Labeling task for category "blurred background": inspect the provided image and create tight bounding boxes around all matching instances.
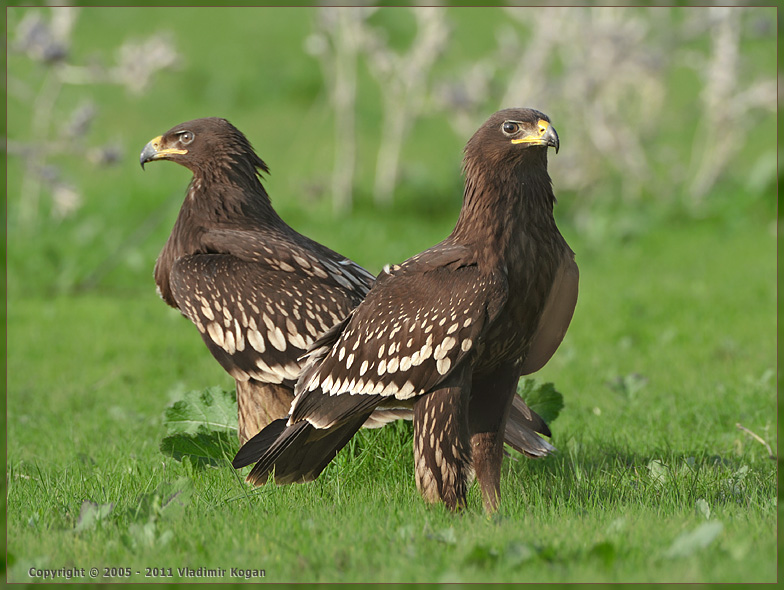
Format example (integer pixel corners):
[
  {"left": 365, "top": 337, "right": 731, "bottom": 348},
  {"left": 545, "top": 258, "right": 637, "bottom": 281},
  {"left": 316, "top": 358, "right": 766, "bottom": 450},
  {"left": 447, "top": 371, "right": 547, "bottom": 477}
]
[
  {"left": 6, "top": 6, "right": 777, "bottom": 300},
  {"left": 5, "top": 10, "right": 778, "bottom": 580}
]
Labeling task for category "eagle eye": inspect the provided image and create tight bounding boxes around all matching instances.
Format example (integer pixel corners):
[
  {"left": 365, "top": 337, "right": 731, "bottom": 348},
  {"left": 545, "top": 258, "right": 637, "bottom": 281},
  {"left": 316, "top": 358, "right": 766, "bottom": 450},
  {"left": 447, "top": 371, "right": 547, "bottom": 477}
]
[
  {"left": 178, "top": 131, "right": 194, "bottom": 145},
  {"left": 502, "top": 121, "right": 520, "bottom": 136}
]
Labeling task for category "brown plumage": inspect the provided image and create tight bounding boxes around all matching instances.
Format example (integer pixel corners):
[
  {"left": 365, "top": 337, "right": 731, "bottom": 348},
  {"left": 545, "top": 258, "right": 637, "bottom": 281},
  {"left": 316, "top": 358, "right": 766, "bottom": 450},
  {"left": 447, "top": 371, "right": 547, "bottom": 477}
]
[
  {"left": 140, "top": 118, "right": 378, "bottom": 444},
  {"left": 140, "top": 117, "right": 554, "bottom": 455},
  {"left": 233, "top": 108, "right": 578, "bottom": 512}
]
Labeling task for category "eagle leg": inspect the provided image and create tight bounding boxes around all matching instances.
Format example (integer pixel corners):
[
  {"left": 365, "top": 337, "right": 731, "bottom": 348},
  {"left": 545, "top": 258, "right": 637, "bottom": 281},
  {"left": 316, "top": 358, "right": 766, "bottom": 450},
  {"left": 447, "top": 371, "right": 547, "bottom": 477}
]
[
  {"left": 413, "top": 365, "right": 472, "bottom": 511},
  {"left": 236, "top": 380, "right": 295, "bottom": 445},
  {"left": 468, "top": 366, "right": 519, "bottom": 512}
]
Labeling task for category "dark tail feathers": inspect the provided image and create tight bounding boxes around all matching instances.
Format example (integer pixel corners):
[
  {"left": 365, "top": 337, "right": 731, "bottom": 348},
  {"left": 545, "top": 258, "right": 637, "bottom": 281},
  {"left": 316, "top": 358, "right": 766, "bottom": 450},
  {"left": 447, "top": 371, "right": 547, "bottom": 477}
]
[
  {"left": 234, "top": 414, "right": 371, "bottom": 486},
  {"left": 232, "top": 417, "right": 288, "bottom": 469},
  {"left": 232, "top": 395, "right": 553, "bottom": 484},
  {"left": 504, "top": 395, "right": 555, "bottom": 457}
]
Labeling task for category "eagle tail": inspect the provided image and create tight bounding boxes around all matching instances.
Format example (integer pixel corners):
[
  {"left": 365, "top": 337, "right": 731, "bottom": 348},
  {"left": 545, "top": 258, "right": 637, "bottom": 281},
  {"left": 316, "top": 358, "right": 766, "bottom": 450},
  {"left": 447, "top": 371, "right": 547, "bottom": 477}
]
[
  {"left": 235, "top": 414, "right": 371, "bottom": 486},
  {"left": 503, "top": 421, "right": 556, "bottom": 457},
  {"left": 504, "top": 395, "right": 556, "bottom": 457},
  {"left": 232, "top": 417, "right": 288, "bottom": 469}
]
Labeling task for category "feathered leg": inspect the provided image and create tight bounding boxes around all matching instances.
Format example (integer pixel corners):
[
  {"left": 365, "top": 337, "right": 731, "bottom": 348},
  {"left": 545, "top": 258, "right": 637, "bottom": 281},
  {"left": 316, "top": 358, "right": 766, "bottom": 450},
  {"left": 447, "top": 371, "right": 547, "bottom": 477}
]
[
  {"left": 413, "top": 365, "right": 472, "bottom": 511},
  {"left": 236, "top": 380, "right": 295, "bottom": 445},
  {"left": 468, "top": 366, "right": 519, "bottom": 512}
]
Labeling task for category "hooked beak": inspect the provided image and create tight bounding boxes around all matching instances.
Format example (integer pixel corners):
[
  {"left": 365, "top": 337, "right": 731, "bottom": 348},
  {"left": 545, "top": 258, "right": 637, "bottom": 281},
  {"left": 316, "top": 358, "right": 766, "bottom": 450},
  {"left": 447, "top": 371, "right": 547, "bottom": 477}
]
[
  {"left": 511, "top": 120, "right": 560, "bottom": 154},
  {"left": 139, "top": 135, "right": 188, "bottom": 169}
]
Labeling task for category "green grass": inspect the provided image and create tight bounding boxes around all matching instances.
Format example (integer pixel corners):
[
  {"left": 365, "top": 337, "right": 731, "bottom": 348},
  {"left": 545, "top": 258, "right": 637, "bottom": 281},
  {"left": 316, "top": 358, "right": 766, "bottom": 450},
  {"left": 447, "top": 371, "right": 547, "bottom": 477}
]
[
  {"left": 6, "top": 218, "right": 777, "bottom": 583},
  {"left": 5, "top": 6, "right": 777, "bottom": 584}
]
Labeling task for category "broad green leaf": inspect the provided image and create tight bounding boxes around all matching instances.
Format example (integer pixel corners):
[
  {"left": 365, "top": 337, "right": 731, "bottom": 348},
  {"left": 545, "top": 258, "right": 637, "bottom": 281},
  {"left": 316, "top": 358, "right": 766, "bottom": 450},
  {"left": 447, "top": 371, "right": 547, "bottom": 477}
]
[
  {"left": 74, "top": 501, "right": 113, "bottom": 533},
  {"left": 647, "top": 459, "right": 669, "bottom": 486},
  {"left": 588, "top": 541, "right": 617, "bottom": 568},
  {"left": 429, "top": 526, "right": 457, "bottom": 545},
  {"left": 517, "top": 379, "right": 565, "bottom": 425},
  {"left": 664, "top": 521, "right": 724, "bottom": 559},
  {"left": 160, "top": 431, "right": 237, "bottom": 468},
  {"left": 504, "top": 541, "right": 537, "bottom": 566},
  {"left": 696, "top": 498, "right": 711, "bottom": 520},
  {"left": 463, "top": 543, "right": 499, "bottom": 567},
  {"left": 162, "top": 386, "right": 237, "bottom": 435},
  {"left": 607, "top": 373, "right": 648, "bottom": 401},
  {"left": 123, "top": 522, "right": 174, "bottom": 550},
  {"left": 128, "top": 477, "right": 195, "bottom": 523}
]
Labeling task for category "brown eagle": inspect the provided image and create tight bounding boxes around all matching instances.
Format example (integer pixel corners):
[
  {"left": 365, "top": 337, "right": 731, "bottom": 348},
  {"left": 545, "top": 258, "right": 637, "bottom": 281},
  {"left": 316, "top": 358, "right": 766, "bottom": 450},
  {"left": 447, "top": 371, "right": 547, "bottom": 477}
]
[
  {"left": 140, "top": 117, "right": 555, "bottom": 456},
  {"left": 233, "top": 108, "right": 577, "bottom": 512}
]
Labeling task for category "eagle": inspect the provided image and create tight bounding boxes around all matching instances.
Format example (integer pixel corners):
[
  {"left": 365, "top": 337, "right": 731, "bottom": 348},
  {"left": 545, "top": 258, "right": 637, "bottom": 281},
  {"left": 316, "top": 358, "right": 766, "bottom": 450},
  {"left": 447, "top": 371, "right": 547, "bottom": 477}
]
[
  {"left": 140, "top": 117, "right": 555, "bottom": 456},
  {"left": 233, "top": 108, "right": 577, "bottom": 512}
]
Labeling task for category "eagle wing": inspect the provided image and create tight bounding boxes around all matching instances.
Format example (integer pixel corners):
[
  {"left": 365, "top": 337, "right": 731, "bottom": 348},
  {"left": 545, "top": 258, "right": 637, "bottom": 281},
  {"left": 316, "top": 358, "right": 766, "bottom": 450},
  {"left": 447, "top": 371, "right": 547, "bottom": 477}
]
[
  {"left": 168, "top": 228, "right": 373, "bottom": 387},
  {"left": 289, "top": 243, "right": 509, "bottom": 428}
]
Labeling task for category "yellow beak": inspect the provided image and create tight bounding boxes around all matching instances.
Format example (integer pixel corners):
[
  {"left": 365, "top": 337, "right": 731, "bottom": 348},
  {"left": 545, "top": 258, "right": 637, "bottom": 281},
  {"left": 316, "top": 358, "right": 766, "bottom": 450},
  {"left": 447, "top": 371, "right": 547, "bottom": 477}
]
[
  {"left": 511, "top": 120, "right": 559, "bottom": 153},
  {"left": 139, "top": 135, "right": 188, "bottom": 168}
]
